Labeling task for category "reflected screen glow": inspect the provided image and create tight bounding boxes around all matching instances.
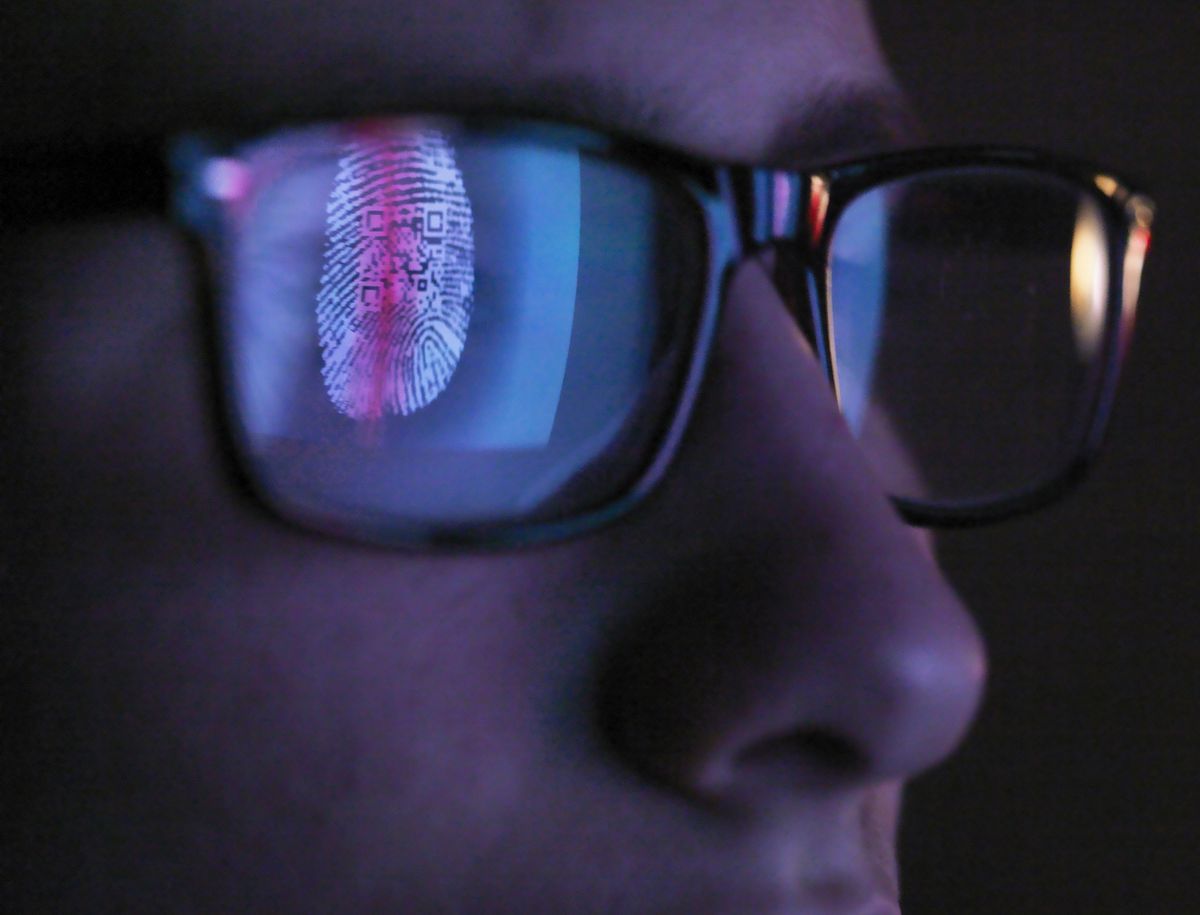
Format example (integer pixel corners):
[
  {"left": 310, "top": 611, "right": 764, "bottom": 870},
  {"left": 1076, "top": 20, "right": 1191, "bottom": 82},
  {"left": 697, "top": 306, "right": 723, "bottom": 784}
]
[{"left": 317, "top": 124, "right": 475, "bottom": 421}]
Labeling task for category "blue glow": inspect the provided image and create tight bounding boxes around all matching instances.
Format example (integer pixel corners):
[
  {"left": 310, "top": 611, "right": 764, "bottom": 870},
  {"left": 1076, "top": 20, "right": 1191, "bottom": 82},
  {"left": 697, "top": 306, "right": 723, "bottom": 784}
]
[
  {"left": 829, "top": 188, "right": 888, "bottom": 434},
  {"left": 419, "top": 139, "right": 581, "bottom": 448},
  {"left": 231, "top": 141, "right": 337, "bottom": 438}
]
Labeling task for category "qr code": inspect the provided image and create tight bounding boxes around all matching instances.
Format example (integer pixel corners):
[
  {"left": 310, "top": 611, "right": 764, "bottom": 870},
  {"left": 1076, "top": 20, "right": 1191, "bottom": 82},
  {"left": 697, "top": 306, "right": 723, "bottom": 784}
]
[{"left": 316, "top": 124, "right": 475, "bottom": 421}]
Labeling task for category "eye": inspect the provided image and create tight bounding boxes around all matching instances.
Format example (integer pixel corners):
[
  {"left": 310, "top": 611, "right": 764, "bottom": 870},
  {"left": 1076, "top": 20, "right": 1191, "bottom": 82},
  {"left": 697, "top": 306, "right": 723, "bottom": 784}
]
[{"left": 183, "top": 118, "right": 710, "bottom": 541}]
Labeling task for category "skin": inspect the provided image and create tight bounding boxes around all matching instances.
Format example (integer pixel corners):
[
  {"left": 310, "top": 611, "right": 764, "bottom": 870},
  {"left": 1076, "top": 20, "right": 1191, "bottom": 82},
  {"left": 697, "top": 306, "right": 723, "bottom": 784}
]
[{"left": 4, "top": 1, "right": 987, "bottom": 912}]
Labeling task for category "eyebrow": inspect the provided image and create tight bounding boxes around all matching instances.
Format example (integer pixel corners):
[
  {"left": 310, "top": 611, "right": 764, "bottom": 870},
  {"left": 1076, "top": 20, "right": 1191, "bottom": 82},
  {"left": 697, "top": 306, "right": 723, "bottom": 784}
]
[{"left": 760, "top": 82, "right": 924, "bottom": 168}]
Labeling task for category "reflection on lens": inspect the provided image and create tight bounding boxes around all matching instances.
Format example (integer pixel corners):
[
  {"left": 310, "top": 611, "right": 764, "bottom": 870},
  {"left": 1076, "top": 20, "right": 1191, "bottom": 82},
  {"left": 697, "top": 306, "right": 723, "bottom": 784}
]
[
  {"left": 318, "top": 123, "right": 475, "bottom": 423},
  {"left": 827, "top": 187, "right": 887, "bottom": 434},
  {"left": 214, "top": 120, "right": 707, "bottom": 534},
  {"left": 1069, "top": 195, "right": 1108, "bottom": 360},
  {"left": 1121, "top": 197, "right": 1154, "bottom": 354},
  {"left": 828, "top": 167, "right": 1111, "bottom": 506}
]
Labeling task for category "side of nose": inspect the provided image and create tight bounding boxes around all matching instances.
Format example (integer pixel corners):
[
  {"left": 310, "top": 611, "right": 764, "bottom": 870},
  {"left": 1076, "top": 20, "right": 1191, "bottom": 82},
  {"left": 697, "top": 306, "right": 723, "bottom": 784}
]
[{"left": 597, "top": 260, "right": 987, "bottom": 807}]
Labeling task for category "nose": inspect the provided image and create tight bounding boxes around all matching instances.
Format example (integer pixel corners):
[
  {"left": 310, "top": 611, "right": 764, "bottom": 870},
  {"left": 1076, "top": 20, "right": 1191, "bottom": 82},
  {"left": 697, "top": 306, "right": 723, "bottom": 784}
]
[{"left": 597, "top": 259, "right": 987, "bottom": 807}]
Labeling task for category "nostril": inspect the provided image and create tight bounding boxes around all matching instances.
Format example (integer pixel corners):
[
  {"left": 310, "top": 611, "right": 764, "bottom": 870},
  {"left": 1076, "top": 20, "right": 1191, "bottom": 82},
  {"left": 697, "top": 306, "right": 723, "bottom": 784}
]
[{"left": 738, "top": 728, "right": 868, "bottom": 778}]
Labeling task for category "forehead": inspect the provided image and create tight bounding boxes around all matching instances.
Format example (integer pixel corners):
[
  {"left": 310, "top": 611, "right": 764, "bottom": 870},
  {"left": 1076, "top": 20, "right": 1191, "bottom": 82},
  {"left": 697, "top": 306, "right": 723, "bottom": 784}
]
[{"left": 3, "top": 0, "right": 900, "bottom": 163}]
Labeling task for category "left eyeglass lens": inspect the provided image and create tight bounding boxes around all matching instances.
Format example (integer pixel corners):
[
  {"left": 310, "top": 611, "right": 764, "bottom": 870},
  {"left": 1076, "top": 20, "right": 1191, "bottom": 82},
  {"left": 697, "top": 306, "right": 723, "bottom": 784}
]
[
  {"left": 205, "top": 119, "right": 708, "bottom": 537},
  {"left": 827, "top": 166, "right": 1118, "bottom": 507}
]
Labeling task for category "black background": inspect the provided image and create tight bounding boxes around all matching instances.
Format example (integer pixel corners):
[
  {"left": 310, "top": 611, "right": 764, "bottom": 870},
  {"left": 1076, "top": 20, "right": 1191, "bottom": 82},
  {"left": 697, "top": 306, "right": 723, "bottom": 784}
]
[{"left": 874, "top": 4, "right": 1199, "bottom": 912}]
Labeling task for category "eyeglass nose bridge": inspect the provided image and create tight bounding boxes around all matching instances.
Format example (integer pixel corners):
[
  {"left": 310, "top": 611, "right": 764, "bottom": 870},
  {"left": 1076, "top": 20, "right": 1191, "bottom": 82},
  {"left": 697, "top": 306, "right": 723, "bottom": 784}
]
[
  {"left": 720, "top": 167, "right": 836, "bottom": 379},
  {"left": 725, "top": 168, "right": 806, "bottom": 249}
]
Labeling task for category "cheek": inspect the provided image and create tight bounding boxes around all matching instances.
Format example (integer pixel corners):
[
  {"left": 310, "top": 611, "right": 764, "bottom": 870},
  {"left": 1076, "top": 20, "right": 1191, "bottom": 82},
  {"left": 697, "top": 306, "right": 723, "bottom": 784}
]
[
  {"left": 12, "top": 219, "right": 229, "bottom": 536},
  {"left": 5, "top": 217, "right": 596, "bottom": 894},
  {"left": 132, "top": 550, "right": 601, "bottom": 907},
  {"left": 14, "top": 220, "right": 192, "bottom": 422}
]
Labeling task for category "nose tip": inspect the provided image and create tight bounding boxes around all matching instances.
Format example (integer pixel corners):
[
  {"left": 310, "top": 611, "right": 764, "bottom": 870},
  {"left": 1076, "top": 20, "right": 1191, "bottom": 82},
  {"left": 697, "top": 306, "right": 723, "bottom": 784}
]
[
  {"left": 738, "top": 578, "right": 987, "bottom": 789},
  {"left": 871, "top": 597, "right": 988, "bottom": 779},
  {"left": 599, "top": 540, "right": 987, "bottom": 803}
]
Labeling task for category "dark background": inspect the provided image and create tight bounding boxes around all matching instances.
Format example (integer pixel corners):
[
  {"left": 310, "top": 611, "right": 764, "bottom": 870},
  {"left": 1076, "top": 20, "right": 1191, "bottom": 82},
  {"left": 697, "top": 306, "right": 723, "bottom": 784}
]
[{"left": 873, "top": 3, "right": 1199, "bottom": 912}]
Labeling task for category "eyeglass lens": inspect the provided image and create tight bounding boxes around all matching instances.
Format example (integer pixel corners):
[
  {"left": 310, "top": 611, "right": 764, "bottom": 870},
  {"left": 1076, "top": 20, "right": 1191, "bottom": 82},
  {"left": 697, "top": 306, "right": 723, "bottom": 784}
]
[
  {"left": 204, "top": 118, "right": 1129, "bottom": 538},
  {"left": 828, "top": 167, "right": 1113, "bottom": 507},
  {"left": 214, "top": 120, "right": 707, "bottom": 534}
]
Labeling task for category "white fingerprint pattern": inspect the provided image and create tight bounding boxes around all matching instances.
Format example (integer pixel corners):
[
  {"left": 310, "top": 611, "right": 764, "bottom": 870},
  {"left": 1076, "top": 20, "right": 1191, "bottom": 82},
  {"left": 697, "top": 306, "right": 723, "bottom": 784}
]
[{"left": 317, "top": 124, "right": 474, "bottom": 420}]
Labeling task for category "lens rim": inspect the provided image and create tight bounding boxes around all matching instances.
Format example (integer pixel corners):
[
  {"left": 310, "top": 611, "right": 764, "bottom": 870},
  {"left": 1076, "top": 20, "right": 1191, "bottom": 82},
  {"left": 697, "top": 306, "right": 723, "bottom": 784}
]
[{"left": 810, "top": 147, "right": 1153, "bottom": 526}]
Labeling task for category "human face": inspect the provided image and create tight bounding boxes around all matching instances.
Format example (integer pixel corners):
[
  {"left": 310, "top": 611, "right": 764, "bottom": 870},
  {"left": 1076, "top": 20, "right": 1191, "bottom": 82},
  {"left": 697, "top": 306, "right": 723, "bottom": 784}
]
[{"left": 4, "top": 1, "right": 986, "bottom": 912}]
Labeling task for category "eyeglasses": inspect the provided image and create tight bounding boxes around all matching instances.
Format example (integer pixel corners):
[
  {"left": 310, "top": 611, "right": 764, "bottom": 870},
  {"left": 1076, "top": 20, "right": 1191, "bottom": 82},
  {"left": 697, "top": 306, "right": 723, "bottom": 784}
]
[{"left": 171, "top": 116, "right": 1154, "bottom": 547}]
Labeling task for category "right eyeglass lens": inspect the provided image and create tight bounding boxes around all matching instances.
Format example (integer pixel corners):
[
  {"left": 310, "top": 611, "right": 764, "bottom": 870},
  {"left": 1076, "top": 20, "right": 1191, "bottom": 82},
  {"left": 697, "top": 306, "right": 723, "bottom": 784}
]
[
  {"left": 215, "top": 120, "right": 709, "bottom": 541},
  {"left": 827, "top": 166, "right": 1113, "bottom": 507}
]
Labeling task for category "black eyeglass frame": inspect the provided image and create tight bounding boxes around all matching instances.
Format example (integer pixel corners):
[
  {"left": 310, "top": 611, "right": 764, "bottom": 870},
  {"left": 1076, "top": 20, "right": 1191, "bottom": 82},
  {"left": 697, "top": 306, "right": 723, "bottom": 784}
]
[
  {"left": 174, "top": 120, "right": 1154, "bottom": 548},
  {"left": 742, "top": 145, "right": 1154, "bottom": 528}
]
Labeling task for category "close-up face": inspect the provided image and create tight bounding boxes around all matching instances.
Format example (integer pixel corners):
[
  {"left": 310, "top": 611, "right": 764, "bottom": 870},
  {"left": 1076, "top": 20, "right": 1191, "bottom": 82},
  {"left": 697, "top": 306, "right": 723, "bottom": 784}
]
[{"left": 6, "top": 1, "right": 1012, "bottom": 912}]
